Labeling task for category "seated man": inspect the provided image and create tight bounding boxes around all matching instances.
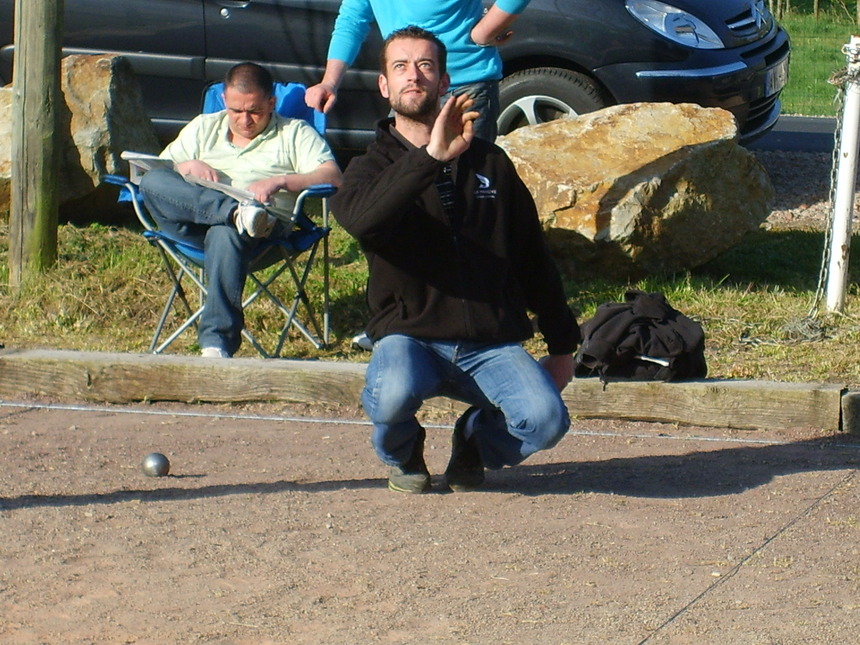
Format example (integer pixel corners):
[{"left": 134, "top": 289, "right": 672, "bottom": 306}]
[
  {"left": 139, "top": 62, "right": 342, "bottom": 358},
  {"left": 330, "top": 26, "right": 580, "bottom": 493}
]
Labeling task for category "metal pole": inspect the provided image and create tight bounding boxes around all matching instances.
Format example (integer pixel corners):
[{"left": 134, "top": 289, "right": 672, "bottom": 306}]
[{"left": 826, "top": 35, "right": 860, "bottom": 313}]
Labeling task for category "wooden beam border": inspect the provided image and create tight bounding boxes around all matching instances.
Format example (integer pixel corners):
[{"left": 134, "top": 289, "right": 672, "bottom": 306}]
[{"left": 0, "top": 349, "right": 851, "bottom": 433}]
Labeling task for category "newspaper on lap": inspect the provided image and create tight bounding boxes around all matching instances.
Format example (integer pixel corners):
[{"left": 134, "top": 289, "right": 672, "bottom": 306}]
[{"left": 121, "top": 151, "right": 295, "bottom": 221}]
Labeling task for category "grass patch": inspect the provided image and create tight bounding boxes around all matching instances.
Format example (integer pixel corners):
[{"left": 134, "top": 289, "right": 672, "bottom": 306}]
[
  {"left": 779, "top": 10, "right": 855, "bottom": 117},
  {"left": 3, "top": 215, "right": 860, "bottom": 387}
]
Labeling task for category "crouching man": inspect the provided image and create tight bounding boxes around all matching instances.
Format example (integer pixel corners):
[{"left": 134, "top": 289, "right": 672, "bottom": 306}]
[{"left": 330, "top": 26, "right": 580, "bottom": 493}]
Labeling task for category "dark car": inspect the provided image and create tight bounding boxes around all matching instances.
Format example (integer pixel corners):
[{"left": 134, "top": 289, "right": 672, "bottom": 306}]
[{"left": 0, "top": 0, "right": 789, "bottom": 150}]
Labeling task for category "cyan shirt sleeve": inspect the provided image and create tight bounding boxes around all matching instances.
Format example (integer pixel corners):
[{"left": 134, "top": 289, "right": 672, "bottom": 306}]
[
  {"left": 326, "top": 0, "right": 376, "bottom": 65},
  {"left": 494, "top": 0, "right": 532, "bottom": 14}
]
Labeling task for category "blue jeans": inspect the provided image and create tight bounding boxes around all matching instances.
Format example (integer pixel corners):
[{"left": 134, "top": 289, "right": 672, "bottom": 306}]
[
  {"left": 445, "top": 81, "right": 500, "bottom": 141},
  {"left": 139, "top": 167, "right": 279, "bottom": 355},
  {"left": 362, "top": 335, "right": 570, "bottom": 470}
]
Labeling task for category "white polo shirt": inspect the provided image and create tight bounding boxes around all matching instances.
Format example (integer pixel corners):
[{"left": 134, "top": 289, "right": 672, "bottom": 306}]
[{"left": 160, "top": 110, "right": 336, "bottom": 214}]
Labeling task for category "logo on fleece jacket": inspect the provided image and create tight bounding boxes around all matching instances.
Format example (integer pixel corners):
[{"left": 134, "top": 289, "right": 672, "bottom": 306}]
[{"left": 474, "top": 173, "right": 497, "bottom": 199}]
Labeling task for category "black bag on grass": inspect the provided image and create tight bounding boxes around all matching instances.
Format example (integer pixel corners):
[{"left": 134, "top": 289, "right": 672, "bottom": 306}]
[{"left": 574, "top": 290, "right": 707, "bottom": 384}]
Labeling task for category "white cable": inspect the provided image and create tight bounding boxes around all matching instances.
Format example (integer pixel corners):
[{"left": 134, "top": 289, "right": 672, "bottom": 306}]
[{"left": 3, "top": 399, "right": 860, "bottom": 449}]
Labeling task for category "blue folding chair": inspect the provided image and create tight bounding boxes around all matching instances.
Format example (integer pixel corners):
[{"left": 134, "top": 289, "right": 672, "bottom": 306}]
[{"left": 104, "top": 82, "right": 336, "bottom": 357}]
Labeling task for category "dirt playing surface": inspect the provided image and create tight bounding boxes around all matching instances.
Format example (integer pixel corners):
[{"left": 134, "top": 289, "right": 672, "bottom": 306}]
[{"left": 2, "top": 398, "right": 860, "bottom": 644}]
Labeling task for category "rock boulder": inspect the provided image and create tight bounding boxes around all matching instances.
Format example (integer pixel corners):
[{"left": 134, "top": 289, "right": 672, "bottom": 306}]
[
  {"left": 0, "top": 54, "right": 161, "bottom": 219},
  {"left": 497, "top": 102, "right": 774, "bottom": 279}
]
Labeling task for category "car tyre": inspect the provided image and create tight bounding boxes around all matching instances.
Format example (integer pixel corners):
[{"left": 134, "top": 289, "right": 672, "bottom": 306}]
[{"left": 497, "top": 67, "right": 611, "bottom": 135}]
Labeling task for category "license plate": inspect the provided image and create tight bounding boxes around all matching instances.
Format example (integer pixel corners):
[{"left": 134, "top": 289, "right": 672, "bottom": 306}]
[{"left": 764, "top": 55, "right": 789, "bottom": 96}]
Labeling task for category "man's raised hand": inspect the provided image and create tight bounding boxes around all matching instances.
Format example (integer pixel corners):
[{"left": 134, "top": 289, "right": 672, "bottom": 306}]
[{"left": 426, "top": 93, "right": 480, "bottom": 162}]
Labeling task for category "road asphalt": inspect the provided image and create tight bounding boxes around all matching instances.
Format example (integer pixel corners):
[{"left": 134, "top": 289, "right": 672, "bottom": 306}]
[{"left": 746, "top": 114, "right": 837, "bottom": 153}]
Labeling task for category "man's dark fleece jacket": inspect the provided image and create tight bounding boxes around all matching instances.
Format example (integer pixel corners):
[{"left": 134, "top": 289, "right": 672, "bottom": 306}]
[{"left": 330, "top": 118, "right": 580, "bottom": 355}]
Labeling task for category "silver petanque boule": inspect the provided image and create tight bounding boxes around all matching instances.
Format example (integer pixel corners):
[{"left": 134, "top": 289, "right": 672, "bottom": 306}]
[{"left": 141, "top": 452, "right": 170, "bottom": 477}]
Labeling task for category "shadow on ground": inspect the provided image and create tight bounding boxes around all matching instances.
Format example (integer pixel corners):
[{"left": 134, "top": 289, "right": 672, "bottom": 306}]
[
  {"left": 3, "top": 436, "right": 859, "bottom": 510},
  {"left": 491, "top": 435, "right": 860, "bottom": 497}
]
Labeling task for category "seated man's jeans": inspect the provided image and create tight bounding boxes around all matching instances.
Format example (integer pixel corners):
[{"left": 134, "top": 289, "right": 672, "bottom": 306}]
[
  {"left": 362, "top": 335, "right": 570, "bottom": 470},
  {"left": 139, "top": 167, "right": 278, "bottom": 355}
]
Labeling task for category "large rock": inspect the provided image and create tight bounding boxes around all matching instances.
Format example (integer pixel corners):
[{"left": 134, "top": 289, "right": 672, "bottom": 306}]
[
  {"left": 497, "top": 102, "right": 774, "bottom": 279},
  {"left": 0, "top": 54, "right": 161, "bottom": 219}
]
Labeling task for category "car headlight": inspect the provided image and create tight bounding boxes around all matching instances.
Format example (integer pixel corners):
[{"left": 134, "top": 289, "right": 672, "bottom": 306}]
[{"left": 626, "top": 0, "right": 724, "bottom": 49}]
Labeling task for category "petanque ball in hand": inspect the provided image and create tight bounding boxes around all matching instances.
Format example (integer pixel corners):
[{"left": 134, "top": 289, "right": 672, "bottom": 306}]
[{"left": 141, "top": 452, "right": 170, "bottom": 477}]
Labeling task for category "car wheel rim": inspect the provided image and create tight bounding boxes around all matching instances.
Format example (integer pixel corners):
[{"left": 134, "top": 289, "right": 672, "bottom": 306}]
[{"left": 497, "top": 95, "right": 575, "bottom": 134}]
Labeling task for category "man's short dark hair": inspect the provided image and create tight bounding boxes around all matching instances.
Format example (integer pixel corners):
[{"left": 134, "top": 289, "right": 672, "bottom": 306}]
[
  {"left": 225, "top": 62, "right": 274, "bottom": 98},
  {"left": 379, "top": 26, "right": 447, "bottom": 76}
]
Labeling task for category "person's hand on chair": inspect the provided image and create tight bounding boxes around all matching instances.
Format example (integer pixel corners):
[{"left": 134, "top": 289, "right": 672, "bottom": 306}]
[{"left": 246, "top": 176, "right": 286, "bottom": 205}]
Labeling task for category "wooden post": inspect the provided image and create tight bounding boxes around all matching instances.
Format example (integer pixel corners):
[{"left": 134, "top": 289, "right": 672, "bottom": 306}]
[{"left": 9, "top": 0, "right": 64, "bottom": 287}]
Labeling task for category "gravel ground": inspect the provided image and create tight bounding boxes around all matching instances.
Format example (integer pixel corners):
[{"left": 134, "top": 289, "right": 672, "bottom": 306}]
[
  {"left": 2, "top": 402, "right": 859, "bottom": 644},
  {"left": 753, "top": 149, "right": 849, "bottom": 230}
]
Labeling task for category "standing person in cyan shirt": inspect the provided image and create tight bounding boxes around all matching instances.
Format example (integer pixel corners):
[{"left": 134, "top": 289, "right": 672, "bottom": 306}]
[{"left": 305, "top": 0, "right": 532, "bottom": 141}]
